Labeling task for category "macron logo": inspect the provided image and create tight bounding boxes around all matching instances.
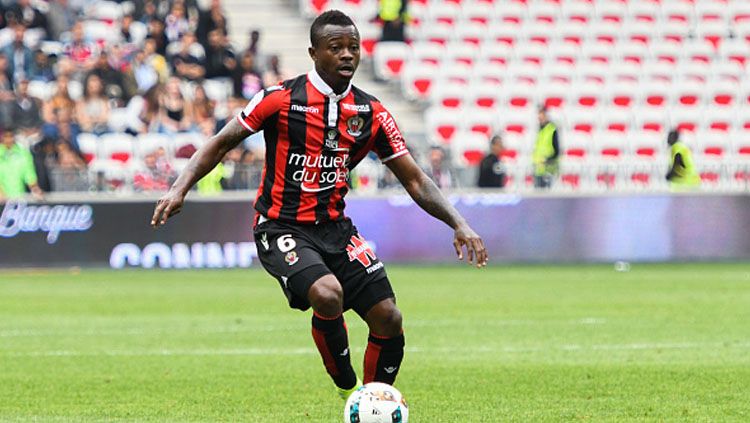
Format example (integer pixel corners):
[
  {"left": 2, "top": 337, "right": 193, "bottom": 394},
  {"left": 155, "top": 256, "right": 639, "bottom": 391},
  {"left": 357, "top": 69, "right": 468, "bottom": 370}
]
[
  {"left": 291, "top": 104, "right": 320, "bottom": 114},
  {"left": 343, "top": 103, "right": 371, "bottom": 112}
]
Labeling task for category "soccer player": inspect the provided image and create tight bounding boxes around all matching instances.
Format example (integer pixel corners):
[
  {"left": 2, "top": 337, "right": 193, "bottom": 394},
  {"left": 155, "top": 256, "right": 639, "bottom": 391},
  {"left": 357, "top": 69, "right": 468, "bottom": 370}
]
[{"left": 151, "top": 10, "right": 488, "bottom": 399}]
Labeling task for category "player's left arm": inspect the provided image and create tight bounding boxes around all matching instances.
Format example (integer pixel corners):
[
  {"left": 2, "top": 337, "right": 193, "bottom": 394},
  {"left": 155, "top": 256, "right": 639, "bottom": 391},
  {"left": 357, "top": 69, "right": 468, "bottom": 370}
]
[{"left": 386, "top": 154, "right": 488, "bottom": 268}]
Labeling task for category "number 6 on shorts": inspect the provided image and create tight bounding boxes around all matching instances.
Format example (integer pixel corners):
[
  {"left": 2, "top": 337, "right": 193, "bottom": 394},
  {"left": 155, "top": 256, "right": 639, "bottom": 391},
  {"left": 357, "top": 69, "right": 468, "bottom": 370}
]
[{"left": 277, "top": 234, "right": 296, "bottom": 252}]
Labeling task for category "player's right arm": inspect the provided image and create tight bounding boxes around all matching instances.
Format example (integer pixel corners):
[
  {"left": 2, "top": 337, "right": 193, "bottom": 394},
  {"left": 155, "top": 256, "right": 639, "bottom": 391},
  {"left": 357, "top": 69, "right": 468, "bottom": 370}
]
[
  {"left": 151, "top": 86, "right": 284, "bottom": 227},
  {"left": 151, "top": 118, "right": 250, "bottom": 227}
]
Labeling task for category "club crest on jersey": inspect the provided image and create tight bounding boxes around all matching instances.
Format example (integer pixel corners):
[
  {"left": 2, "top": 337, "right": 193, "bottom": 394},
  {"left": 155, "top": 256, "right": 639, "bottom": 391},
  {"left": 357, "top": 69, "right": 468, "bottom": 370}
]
[
  {"left": 285, "top": 251, "right": 299, "bottom": 266},
  {"left": 346, "top": 116, "right": 365, "bottom": 137}
]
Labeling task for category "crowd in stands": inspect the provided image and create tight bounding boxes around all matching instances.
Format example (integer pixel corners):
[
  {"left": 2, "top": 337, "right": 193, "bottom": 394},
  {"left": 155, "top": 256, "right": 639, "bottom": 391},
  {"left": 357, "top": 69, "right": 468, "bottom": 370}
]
[{"left": 0, "top": 0, "right": 291, "bottom": 198}]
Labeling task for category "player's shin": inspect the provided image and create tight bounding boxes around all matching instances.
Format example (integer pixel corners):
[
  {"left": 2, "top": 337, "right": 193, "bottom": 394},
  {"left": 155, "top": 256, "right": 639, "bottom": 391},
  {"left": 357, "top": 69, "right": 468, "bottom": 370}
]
[
  {"left": 363, "top": 331, "right": 405, "bottom": 385},
  {"left": 311, "top": 311, "right": 357, "bottom": 389}
]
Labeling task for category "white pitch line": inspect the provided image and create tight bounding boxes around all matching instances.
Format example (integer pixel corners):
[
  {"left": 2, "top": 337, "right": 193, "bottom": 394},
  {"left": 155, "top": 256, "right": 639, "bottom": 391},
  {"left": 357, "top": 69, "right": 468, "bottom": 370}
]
[
  {"left": 0, "top": 318, "right": 607, "bottom": 338},
  {"left": 3, "top": 342, "right": 750, "bottom": 358}
]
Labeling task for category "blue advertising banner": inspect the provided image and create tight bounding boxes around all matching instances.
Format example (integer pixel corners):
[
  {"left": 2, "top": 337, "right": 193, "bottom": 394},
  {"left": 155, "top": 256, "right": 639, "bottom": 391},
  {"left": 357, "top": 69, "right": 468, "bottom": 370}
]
[{"left": 1, "top": 194, "right": 748, "bottom": 268}]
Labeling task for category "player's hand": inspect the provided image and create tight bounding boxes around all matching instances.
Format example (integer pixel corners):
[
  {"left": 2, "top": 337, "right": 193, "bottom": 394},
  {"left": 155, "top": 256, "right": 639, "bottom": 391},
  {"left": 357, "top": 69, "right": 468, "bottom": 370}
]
[
  {"left": 453, "top": 224, "right": 488, "bottom": 268},
  {"left": 151, "top": 190, "right": 185, "bottom": 228}
]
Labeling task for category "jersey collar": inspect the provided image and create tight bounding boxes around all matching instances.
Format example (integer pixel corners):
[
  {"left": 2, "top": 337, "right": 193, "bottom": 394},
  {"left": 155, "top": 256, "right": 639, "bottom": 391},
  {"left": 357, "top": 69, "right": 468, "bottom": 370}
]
[{"left": 308, "top": 68, "right": 352, "bottom": 101}]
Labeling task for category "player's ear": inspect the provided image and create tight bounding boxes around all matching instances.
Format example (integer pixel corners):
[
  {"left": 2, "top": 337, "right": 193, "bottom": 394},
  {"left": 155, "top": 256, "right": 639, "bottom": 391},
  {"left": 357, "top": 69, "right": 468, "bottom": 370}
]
[{"left": 308, "top": 46, "right": 316, "bottom": 62}]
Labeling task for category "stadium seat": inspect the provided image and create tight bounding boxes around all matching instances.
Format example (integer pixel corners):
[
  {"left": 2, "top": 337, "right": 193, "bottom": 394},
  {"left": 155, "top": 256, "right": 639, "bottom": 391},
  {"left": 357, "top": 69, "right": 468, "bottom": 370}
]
[
  {"left": 77, "top": 133, "right": 99, "bottom": 164},
  {"left": 539, "top": 80, "right": 570, "bottom": 110},
  {"left": 135, "top": 133, "right": 172, "bottom": 159},
  {"left": 358, "top": 23, "right": 380, "bottom": 58},
  {"left": 400, "top": 62, "right": 437, "bottom": 101},
  {"left": 299, "top": 0, "right": 331, "bottom": 18},
  {"left": 661, "top": 1, "right": 694, "bottom": 26},
  {"left": 702, "top": 107, "right": 735, "bottom": 133},
  {"left": 629, "top": 1, "right": 660, "bottom": 24},
  {"left": 631, "top": 131, "right": 665, "bottom": 160},
  {"left": 99, "top": 133, "right": 135, "bottom": 164},
  {"left": 462, "top": 2, "right": 494, "bottom": 26},
  {"left": 373, "top": 42, "right": 410, "bottom": 80},
  {"left": 471, "top": 61, "right": 506, "bottom": 86},
  {"left": 455, "top": 24, "right": 485, "bottom": 47},
  {"left": 596, "top": 1, "right": 627, "bottom": 25},
  {"left": 426, "top": 107, "right": 461, "bottom": 144},
  {"left": 463, "top": 108, "right": 497, "bottom": 138},
  {"left": 107, "top": 108, "right": 131, "bottom": 133},
  {"left": 719, "top": 39, "right": 749, "bottom": 68},
  {"left": 173, "top": 133, "right": 206, "bottom": 159},
  {"left": 410, "top": 42, "right": 443, "bottom": 66},
  {"left": 480, "top": 43, "right": 513, "bottom": 66},
  {"left": 431, "top": 84, "right": 466, "bottom": 109},
  {"left": 670, "top": 107, "right": 703, "bottom": 133},
  {"left": 450, "top": 131, "right": 490, "bottom": 168},
  {"left": 443, "top": 43, "right": 479, "bottom": 66},
  {"left": 468, "top": 82, "right": 502, "bottom": 110}
]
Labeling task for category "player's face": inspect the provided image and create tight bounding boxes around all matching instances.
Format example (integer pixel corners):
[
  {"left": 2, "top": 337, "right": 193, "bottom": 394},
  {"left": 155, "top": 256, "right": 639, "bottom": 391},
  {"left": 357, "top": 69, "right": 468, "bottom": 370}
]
[{"left": 310, "top": 24, "right": 360, "bottom": 87}]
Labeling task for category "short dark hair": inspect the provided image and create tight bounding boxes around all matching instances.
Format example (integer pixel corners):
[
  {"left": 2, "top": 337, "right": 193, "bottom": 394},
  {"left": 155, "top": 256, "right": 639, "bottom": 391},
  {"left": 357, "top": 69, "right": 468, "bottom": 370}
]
[
  {"left": 667, "top": 129, "right": 680, "bottom": 145},
  {"left": 310, "top": 10, "right": 356, "bottom": 47}
]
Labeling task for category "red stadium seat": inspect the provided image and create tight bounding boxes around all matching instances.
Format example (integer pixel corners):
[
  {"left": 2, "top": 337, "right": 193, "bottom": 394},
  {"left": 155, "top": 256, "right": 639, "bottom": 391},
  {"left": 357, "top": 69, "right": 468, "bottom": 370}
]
[{"left": 373, "top": 42, "right": 410, "bottom": 80}]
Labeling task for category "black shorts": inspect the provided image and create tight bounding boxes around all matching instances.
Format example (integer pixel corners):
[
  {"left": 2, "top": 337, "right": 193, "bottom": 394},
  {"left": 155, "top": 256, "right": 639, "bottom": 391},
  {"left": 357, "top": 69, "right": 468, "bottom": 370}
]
[{"left": 253, "top": 216, "right": 394, "bottom": 317}]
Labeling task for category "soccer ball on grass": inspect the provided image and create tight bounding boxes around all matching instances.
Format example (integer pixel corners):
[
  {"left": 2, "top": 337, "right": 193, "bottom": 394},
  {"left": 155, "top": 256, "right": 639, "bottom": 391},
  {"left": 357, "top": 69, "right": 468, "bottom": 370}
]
[{"left": 343, "top": 382, "right": 409, "bottom": 423}]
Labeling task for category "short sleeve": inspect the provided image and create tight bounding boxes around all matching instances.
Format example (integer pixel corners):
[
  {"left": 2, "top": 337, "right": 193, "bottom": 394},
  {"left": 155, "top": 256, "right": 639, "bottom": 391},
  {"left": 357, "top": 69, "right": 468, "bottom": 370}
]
[
  {"left": 372, "top": 103, "right": 410, "bottom": 163},
  {"left": 235, "top": 86, "right": 284, "bottom": 133}
]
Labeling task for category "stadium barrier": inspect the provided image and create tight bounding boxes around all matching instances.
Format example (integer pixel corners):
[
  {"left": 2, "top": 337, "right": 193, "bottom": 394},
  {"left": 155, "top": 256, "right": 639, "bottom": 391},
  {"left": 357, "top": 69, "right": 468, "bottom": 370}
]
[{"left": 1, "top": 193, "right": 748, "bottom": 268}]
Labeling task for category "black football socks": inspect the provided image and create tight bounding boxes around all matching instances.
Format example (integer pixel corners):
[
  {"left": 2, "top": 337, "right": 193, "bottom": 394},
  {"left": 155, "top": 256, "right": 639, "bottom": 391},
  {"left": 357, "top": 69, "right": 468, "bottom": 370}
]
[
  {"left": 363, "top": 332, "right": 405, "bottom": 385},
  {"left": 311, "top": 312, "right": 357, "bottom": 389}
]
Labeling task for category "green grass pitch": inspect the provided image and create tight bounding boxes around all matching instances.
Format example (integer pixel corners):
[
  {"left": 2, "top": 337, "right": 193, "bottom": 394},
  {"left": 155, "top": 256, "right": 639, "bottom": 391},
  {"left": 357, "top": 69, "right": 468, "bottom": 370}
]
[{"left": 1, "top": 264, "right": 749, "bottom": 422}]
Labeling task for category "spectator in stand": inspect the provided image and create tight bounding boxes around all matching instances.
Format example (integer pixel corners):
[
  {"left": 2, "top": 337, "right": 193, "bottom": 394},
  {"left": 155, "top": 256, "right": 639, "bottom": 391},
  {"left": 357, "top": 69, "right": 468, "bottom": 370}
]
[
  {"left": 532, "top": 106, "right": 559, "bottom": 189},
  {"left": 0, "top": 127, "right": 44, "bottom": 200},
  {"left": 262, "top": 54, "right": 291, "bottom": 87},
  {"left": 131, "top": 48, "right": 158, "bottom": 92},
  {"left": 222, "top": 146, "right": 255, "bottom": 190},
  {"left": 42, "top": 106, "right": 81, "bottom": 153},
  {"left": 477, "top": 135, "right": 507, "bottom": 188},
  {"left": 147, "top": 18, "right": 169, "bottom": 57},
  {"left": 378, "top": 0, "right": 408, "bottom": 42},
  {"left": 76, "top": 73, "right": 110, "bottom": 134},
  {"left": 0, "top": 3, "right": 7, "bottom": 31},
  {"left": 138, "top": 1, "right": 160, "bottom": 25},
  {"left": 143, "top": 37, "right": 170, "bottom": 84},
  {"left": 89, "top": 50, "right": 132, "bottom": 107},
  {"left": 29, "top": 49, "right": 55, "bottom": 82},
  {"left": 3, "top": 24, "right": 33, "bottom": 84},
  {"left": 6, "top": 0, "right": 48, "bottom": 39},
  {"left": 189, "top": 83, "right": 217, "bottom": 132},
  {"left": 47, "top": 0, "right": 76, "bottom": 41},
  {"left": 204, "top": 28, "right": 235, "bottom": 79},
  {"left": 196, "top": 0, "right": 226, "bottom": 48},
  {"left": 120, "top": 13, "right": 141, "bottom": 46},
  {"left": 42, "top": 74, "right": 72, "bottom": 123},
  {"left": 127, "top": 83, "right": 162, "bottom": 134},
  {"left": 157, "top": 76, "right": 192, "bottom": 133},
  {"left": 134, "top": 147, "right": 175, "bottom": 191},
  {"left": 233, "top": 50, "right": 263, "bottom": 100},
  {"left": 164, "top": 1, "right": 191, "bottom": 45},
  {"left": 245, "top": 29, "right": 267, "bottom": 71},
  {"left": 424, "top": 145, "right": 455, "bottom": 189},
  {"left": 10, "top": 78, "right": 43, "bottom": 141},
  {"left": 0, "top": 54, "right": 14, "bottom": 128},
  {"left": 63, "top": 21, "right": 99, "bottom": 76},
  {"left": 171, "top": 32, "right": 206, "bottom": 81}
]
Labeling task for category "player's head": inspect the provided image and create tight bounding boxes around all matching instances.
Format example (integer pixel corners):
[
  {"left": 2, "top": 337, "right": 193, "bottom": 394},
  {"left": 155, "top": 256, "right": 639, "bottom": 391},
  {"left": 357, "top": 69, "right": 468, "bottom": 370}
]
[
  {"left": 308, "top": 10, "right": 360, "bottom": 88},
  {"left": 667, "top": 129, "right": 680, "bottom": 146}
]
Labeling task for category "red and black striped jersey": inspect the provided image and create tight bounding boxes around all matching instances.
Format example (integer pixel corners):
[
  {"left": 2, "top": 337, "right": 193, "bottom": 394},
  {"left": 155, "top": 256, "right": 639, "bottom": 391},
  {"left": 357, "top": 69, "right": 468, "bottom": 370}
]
[{"left": 236, "top": 69, "right": 410, "bottom": 224}]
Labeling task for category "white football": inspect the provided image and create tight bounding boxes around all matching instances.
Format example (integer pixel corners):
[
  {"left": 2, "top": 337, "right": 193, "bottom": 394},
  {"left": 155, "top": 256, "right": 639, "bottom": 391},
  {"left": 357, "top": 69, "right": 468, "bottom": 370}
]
[{"left": 343, "top": 382, "right": 408, "bottom": 423}]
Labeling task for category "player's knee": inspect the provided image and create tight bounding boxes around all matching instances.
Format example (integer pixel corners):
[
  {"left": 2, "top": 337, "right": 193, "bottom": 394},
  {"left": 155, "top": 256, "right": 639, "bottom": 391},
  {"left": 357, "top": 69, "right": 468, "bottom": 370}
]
[
  {"left": 308, "top": 276, "right": 343, "bottom": 315},
  {"left": 370, "top": 301, "right": 402, "bottom": 337},
  {"left": 381, "top": 306, "right": 403, "bottom": 335}
]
